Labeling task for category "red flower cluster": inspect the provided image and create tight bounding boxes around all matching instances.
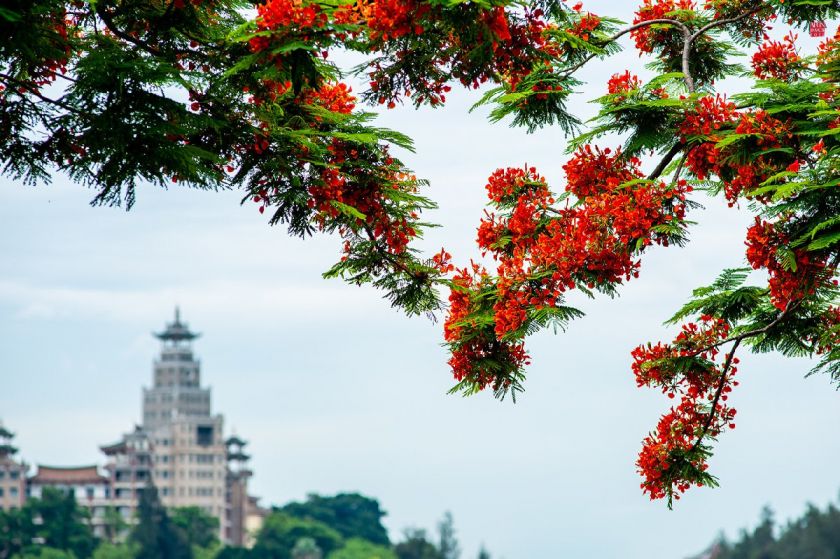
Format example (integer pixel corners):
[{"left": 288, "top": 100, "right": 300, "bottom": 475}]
[
  {"left": 745, "top": 218, "right": 833, "bottom": 310},
  {"left": 308, "top": 141, "right": 419, "bottom": 255},
  {"left": 352, "top": 0, "right": 430, "bottom": 41},
  {"left": 444, "top": 149, "right": 692, "bottom": 388},
  {"left": 631, "top": 0, "right": 696, "bottom": 53},
  {"left": 255, "top": 0, "right": 326, "bottom": 31},
  {"left": 444, "top": 263, "right": 532, "bottom": 391},
  {"left": 815, "top": 307, "right": 840, "bottom": 356},
  {"left": 633, "top": 316, "right": 738, "bottom": 502},
  {"left": 752, "top": 33, "right": 801, "bottom": 81},
  {"left": 563, "top": 145, "right": 641, "bottom": 199},
  {"left": 816, "top": 25, "right": 840, "bottom": 70},
  {"left": 680, "top": 97, "right": 800, "bottom": 206},
  {"left": 567, "top": 11, "right": 601, "bottom": 42},
  {"left": 250, "top": 0, "right": 327, "bottom": 52},
  {"left": 607, "top": 70, "right": 643, "bottom": 100},
  {"left": 304, "top": 81, "right": 356, "bottom": 114}
]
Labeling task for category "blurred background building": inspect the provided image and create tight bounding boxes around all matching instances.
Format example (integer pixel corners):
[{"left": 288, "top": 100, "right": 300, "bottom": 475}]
[{"left": 0, "top": 310, "right": 267, "bottom": 545}]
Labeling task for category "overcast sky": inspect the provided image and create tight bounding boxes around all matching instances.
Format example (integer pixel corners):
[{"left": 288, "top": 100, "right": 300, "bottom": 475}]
[{"left": 2, "top": 3, "right": 839, "bottom": 558}]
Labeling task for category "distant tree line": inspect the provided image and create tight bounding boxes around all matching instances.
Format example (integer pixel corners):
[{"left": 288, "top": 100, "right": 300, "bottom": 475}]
[
  {"left": 697, "top": 499, "right": 840, "bottom": 559},
  {"left": 0, "top": 487, "right": 495, "bottom": 559}
]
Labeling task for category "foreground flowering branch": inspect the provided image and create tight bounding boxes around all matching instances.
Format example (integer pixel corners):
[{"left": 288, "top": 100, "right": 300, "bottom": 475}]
[{"left": 2, "top": 0, "right": 839, "bottom": 505}]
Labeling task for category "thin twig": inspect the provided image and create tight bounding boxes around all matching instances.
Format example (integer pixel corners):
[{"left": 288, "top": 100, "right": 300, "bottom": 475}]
[{"left": 0, "top": 73, "right": 83, "bottom": 115}]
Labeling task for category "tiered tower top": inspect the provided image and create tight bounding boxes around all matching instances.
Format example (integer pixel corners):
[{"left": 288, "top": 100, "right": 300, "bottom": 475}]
[{"left": 154, "top": 307, "right": 200, "bottom": 346}]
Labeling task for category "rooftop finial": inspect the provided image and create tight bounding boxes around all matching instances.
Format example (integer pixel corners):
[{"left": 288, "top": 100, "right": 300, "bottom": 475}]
[{"left": 154, "top": 308, "right": 200, "bottom": 343}]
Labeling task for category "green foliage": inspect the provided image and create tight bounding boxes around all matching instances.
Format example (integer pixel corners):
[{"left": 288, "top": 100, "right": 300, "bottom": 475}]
[
  {"left": 0, "top": 505, "right": 31, "bottom": 559},
  {"left": 280, "top": 494, "right": 390, "bottom": 547},
  {"left": 170, "top": 507, "right": 220, "bottom": 550},
  {"left": 12, "top": 548, "right": 78, "bottom": 559},
  {"left": 393, "top": 530, "right": 442, "bottom": 559},
  {"left": 91, "top": 544, "right": 136, "bottom": 559},
  {"left": 326, "top": 538, "right": 397, "bottom": 559},
  {"left": 253, "top": 513, "right": 343, "bottom": 559},
  {"left": 436, "top": 513, "right": 459, "bottom": 559},
  {"left": 291, "top": 538, "right": 322, "bottom": 559},
  {"left": 709, "top": 500, "right": 840, "bottom": 559},
  {"left": 132, "top": 487, "right": 192, "bottom": 559},
  {"left": 100, "top": 508, "right": 128, "bottom": 546},
  {"left": 24, "top": 489, "right": 97, "bottom": 559}
]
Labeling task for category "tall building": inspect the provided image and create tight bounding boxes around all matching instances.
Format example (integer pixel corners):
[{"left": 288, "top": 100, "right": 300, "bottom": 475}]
[
  {"left": 0, "top": 425, "right": 27, "bottom": 511},
  {"left": 17, "top": 309, "right": 264, "bottom": 546},
  {"left": 141, "top": 309, "right": 231, "bottom": 540}
]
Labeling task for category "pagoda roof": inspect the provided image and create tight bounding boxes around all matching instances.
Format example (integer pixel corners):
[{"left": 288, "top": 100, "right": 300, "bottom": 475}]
[
  {"left": 226, "top": 435, "right": 247, "bottom": 446},
  {"left": 154, "top": 307, "right": 200, "bottom": 342},
  {"left": 99, "top": 441, "right": 127, "bottom": 455},
  {"left": 30, "top": 465, "right": 108, "bottom": 485}
]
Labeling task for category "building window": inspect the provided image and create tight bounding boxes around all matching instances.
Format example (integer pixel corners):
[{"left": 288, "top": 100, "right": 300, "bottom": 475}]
[
  {"left": 9, "top": 472, "right": 18, "bottom": 480},
  {"left": 0, "top": 488, "right": 4, "bottom": 497},
  {"left": 10, "top": 488, "right": 18, "bottom": 497},
  {"left": 196, "top": 426, "right": 213, "bottom": 446}
]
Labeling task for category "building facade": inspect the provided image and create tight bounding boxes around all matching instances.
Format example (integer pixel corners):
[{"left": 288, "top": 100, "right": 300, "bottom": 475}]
[
  {"left": 142, "top": 310, "right": 229, "bottom": 538},
  {"left": 0, "top": 426, "right": 27, "bottom": 511},
  {"left": 100, "top": 426, "right": 152, "bottom": 525},
  {"left": 6, "top": 310, "right": 264, "bottom": 547},
  {"left": 28, "top": 465, "right": 111, "bottom": 537}
]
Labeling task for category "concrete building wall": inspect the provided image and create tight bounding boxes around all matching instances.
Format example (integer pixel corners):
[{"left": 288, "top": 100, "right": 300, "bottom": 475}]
[{"left": 0, "top": 460, "right": 27, "bottom": 510}]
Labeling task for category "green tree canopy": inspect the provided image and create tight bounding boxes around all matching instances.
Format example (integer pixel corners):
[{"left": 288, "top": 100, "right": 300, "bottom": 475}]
[
  {"left": 11, "top": 548, "right": 78, "bottom": 559},
  {"left": 281, "top": 494, "right": 389, "bottom": 546},
  {"left": 393, "top": 529, "right": 442, "bottom": 559},
  {"left": 326, "top": 538, "right": 396, "bottom": 559},
  {"left": 0, "top": 505, "right": 32, "bottom": 559},
  {"left": 23, "top": 489, "right": 96, "bottom": 559},
  {"left": 253, "top": 513, "right": 343, "bottom": 559},
  {"left": 703, "top": 500, "right": 840, "bottom": 558},
  {"left": 436, "top": 513, "right": 459, "bottom": 559},
  {"left": 170, "top": 507, "right": 219, "bottom": 550},
  {"left": 131, "top": 486, "right": 192, "bottom": 559},
  {"left": 91, "top": 544, "right": 136, "bottom": 559}
]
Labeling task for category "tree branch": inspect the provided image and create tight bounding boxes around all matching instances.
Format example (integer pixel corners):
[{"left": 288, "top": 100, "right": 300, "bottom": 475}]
[
  {"left": 648, "top": 142, "right": 684, "bottom": 181},
  {"left": 689, "top": 337, "right": 741, "bottom": 454},
  {"left": 689, "top": 7, "right": 767, "bottom": 42},
  {"left": 559, "top": 19, "right": 691, "bottom": 80},
  {"left": 0, "top": 73, "right": 83, "bottom": 116},
  {"left": 685, "top": 299, "right": 803, "bottom": 452},
  {"left": 95, "top": 6, "right": 170, "bottom": 58}
]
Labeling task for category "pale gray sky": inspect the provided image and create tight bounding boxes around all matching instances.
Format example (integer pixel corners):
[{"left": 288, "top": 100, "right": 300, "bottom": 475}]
[{"left": 1, "top": 3, "right": 838, "bottom": 558}]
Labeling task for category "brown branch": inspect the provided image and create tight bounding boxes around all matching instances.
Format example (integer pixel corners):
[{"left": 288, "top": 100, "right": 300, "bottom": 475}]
[
  {"left": 689, "top": 299, "right": 803, "bottom": 357},
  {"left": 648, "top": 143, "right": 684, "bottom": 182},
  {"left": 689, "top": 337, "right": 741, "bottom": 454},
  {"left": 559, "top": 18, "right": 691, "bottom": 80},
  {"left": 684, "top": 299, "right": 803, "bottom": 453},
  {"left": 689, "top": 7, "right": 767, "bottom": 42},
  {"left": 95, "top": 6, "right": 167, "bottom": 58},
  {"left": 681, "top": 27, "right": 696, "bottom": 93}
]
